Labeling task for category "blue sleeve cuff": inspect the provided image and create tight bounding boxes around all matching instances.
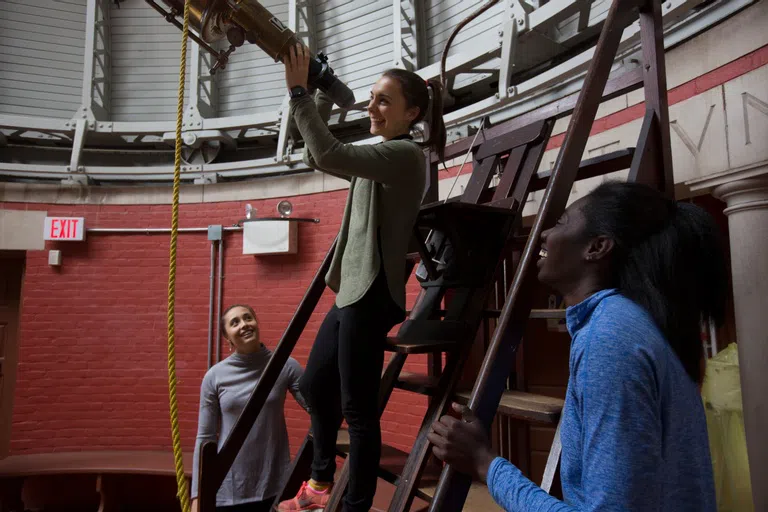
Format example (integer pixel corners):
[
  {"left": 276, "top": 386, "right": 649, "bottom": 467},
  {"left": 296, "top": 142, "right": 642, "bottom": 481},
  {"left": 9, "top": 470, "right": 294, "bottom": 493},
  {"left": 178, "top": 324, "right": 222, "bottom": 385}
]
[{"left": 487, "top": 456, "right": 511, "bottom": 487}]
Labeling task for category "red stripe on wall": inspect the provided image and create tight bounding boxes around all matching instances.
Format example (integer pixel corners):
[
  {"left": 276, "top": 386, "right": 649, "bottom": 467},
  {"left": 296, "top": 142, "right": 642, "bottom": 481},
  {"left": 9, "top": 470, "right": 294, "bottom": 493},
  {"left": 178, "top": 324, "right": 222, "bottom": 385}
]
[{"left": 545, "top": 43, "right": 768, "bottom": 151}]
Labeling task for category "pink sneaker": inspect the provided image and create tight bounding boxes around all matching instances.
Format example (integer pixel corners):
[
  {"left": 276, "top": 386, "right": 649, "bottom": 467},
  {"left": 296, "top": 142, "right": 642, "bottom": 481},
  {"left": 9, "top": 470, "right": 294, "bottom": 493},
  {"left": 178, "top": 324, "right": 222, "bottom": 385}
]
[{"left": 277, "top": 481, "right": 332, "bottom": 511}]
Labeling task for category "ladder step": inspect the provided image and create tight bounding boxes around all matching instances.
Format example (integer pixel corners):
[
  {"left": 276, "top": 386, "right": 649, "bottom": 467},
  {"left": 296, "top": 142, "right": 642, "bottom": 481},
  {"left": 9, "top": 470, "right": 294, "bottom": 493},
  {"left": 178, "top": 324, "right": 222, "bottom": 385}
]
[
  {"left": 417, "top": 482, "right": 503, "bottom": 512},
  {"left": 396, "top": 377, "right": 562, "bottom": 424},
  {"left": 385, "top": 337, "right": 457, "bottom": 354},
  {"left": 395, "top": 372, "right": 439, "bottom": 395},
  {"left": 334, "top": 430, "right": 443, "bottom": 490},
  {"left": 395, "top": 373, "right": 472, "bottom": 396},
  {"left": 455, "top": 390, "right": 564, "bottom": 424}
]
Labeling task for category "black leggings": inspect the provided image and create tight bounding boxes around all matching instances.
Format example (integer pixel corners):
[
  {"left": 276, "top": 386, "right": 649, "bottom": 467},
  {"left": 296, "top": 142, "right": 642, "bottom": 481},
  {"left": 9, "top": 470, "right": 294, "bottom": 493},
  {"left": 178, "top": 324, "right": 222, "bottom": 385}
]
[{"left": 299, "top": 269, "right": 403, "bottom": 512}]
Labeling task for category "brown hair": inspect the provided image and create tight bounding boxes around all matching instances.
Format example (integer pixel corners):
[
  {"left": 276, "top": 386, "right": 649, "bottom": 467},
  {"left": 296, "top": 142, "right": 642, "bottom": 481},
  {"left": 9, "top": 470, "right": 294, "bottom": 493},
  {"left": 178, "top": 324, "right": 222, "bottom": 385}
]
[
  {"left": 382, "top": 68, "right": 447, "bottom": 162},
  {"left": 219, "top": 304, "right": 257, "bottom": 339}
]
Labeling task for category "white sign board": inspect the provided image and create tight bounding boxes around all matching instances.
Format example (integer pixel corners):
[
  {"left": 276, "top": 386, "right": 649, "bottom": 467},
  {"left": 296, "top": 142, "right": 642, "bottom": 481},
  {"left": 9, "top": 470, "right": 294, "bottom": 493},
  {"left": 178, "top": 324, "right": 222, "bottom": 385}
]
[
  {"left": 243, "top": 221, "right": 296, "bottom": 255},
  {"left": 44, "top": 217, "right": 86, "bottom": 241}
]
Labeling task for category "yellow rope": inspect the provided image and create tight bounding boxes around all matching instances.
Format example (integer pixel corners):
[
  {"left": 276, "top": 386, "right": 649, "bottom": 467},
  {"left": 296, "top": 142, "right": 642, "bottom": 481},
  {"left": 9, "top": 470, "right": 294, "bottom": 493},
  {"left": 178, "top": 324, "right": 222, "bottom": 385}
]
[{"left": 167, "top": 1, "right": 191, "bottom": 511}]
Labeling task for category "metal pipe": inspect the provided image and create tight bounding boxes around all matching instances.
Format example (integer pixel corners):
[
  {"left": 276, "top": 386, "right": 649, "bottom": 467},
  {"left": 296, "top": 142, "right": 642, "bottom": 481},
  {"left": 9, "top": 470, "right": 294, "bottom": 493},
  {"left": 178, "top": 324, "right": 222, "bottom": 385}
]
[
  {"left": 87, "top": 227, "right": 242, "bottom": 234},
  {"left": 215, "top": 239, "right": 225, "bottom": 364},
  {"left": 207, "top": 242, "right": 216, "bottom": 369},
  {"left": 440, "top": 0, "right": 500, "bottom": 90}
]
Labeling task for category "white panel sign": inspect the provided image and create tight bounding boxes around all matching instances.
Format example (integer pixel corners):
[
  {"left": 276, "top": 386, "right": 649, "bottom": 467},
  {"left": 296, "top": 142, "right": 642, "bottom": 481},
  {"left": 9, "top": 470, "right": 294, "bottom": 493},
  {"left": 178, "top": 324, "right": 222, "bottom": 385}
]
[{"left": 44, "top": 217, "right": 86, "bottom": 241}]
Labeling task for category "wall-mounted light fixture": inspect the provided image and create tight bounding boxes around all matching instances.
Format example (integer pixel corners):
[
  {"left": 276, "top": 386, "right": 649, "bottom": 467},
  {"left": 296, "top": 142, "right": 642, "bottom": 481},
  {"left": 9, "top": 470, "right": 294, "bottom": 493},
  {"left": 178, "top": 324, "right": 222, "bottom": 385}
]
[{"left": 277, "top": 200, "right": 292, "bottom": 218}]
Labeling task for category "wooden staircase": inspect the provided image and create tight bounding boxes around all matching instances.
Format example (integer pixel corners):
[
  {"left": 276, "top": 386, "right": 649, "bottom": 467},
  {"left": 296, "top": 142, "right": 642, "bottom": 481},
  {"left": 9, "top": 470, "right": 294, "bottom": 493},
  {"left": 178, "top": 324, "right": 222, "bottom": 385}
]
[{"left": 196, "top": 0, "right": 674, "bottom": 510}]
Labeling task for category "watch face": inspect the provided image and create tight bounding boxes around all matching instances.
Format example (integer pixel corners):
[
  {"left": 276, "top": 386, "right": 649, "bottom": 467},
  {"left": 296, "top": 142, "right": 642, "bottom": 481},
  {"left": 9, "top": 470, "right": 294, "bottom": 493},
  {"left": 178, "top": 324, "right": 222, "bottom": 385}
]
[{"left": 291, "top": 87, "right": 306, "bottom": 97}]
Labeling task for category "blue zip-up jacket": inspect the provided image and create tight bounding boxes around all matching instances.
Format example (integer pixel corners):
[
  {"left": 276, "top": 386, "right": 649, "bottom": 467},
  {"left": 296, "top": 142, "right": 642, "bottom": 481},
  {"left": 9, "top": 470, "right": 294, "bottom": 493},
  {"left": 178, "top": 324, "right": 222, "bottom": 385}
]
[{"left": 487, "top": 289, "right": 716, "bottom": 511}]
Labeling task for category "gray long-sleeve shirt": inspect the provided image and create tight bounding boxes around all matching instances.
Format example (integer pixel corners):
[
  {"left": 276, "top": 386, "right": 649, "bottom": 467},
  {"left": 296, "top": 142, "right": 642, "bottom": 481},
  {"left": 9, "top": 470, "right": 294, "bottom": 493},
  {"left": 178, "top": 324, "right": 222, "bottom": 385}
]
[{"left": 190, "top": 345, "right": 308, "bottom": 506}]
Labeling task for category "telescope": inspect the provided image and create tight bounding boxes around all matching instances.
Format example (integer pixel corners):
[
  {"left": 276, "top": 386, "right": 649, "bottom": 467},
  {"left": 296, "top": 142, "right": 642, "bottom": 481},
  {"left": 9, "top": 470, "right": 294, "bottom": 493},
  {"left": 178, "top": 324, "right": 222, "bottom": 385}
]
[{"left": 146, "top": 0, "right": 356, "bottom": 108}]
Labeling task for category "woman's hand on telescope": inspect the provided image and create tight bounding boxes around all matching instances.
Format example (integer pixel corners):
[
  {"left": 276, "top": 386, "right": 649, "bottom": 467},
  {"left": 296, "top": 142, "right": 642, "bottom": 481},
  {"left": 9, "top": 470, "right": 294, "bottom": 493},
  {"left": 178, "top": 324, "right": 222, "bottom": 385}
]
[{"left": 284, "top": 43, "right": 309, "bottom": 91}]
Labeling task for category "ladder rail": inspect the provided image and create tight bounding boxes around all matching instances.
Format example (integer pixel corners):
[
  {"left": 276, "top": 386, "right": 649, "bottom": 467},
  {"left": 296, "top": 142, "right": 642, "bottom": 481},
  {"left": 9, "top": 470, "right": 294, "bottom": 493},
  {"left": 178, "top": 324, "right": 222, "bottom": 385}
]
[
  {"left": 427, "top": 0, "right": 644, "bottom": 509},
  {"left": 198, "top": 0, "right": 675, "bottom": 509},
  {"left": 434, "top": 66, "right": 644, "bottom": 165},
  {"left": 629, "top": 0, "right": 674, "bottom": 196},
  {"left": 385, "top": 121, "right": 554, "bottom": 512}
]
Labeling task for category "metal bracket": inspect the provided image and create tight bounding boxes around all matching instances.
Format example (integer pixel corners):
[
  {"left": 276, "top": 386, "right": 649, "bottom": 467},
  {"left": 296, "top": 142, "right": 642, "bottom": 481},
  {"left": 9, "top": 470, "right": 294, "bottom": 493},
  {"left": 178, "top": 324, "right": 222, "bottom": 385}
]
[
  {"left": 83, "top": 0, "right": 111, "bottom": 121},
  {"left": 183, "top": 105, "right": 205, "bottom": 131},
  {"left": 61, "top": 173, "right": 90, "bottom": 187},
  {"left": 192, "top": 42, "right": 219, "bottom": 118},
  {"left": 275, "top": 97, "right": 295, "bottom": 164},
  {"left": 162, "top": 129, "right": 235, "bottom": 147},
  {"left": 508, "top": 0, "right": 533, "bottom": 32},
  {"left": 195, "top": 174, "right": 219, "bottom": 185},
  {"left": 498, "top": 19, "right": 519, "bottom": 100},
  {"left": 67, "top": 118, "right": 89, "bottom": 174},
  {"left": 446, "top": 122, "right": 482, "bottom": 144},
  {"left": 161, "top": 129, "right": 234, "bottom": 166},
  {"left": 274, "top": 0, "right": 315, "bottom": 164},
  {"left": 240, "top": 217, "right": 320, "bottom": 224}
]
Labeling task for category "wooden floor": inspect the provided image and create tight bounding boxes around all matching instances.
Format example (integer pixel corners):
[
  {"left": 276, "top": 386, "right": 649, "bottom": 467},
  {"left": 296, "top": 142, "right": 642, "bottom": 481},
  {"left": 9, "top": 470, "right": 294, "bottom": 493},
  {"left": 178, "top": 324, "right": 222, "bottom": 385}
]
[{"left": 0, "top": 451, "right": 502, "bottom": 511}]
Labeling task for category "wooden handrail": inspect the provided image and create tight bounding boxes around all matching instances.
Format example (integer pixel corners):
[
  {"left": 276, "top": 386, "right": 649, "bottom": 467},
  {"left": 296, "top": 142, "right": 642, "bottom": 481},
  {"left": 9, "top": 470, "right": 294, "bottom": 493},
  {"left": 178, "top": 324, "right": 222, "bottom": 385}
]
[
  {"left": 427, "top": 0, "right": 640, "bottom": 509},
  {"left": 435, "top": 66, "right": 644, "bottom": 164}
]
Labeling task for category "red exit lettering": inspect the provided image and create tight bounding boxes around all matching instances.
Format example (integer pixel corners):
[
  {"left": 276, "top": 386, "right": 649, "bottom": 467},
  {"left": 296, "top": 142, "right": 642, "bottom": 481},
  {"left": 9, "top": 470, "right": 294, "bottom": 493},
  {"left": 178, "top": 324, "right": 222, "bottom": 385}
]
[{"left": 47, "top": 218, "right": 81, "bottom": 240}]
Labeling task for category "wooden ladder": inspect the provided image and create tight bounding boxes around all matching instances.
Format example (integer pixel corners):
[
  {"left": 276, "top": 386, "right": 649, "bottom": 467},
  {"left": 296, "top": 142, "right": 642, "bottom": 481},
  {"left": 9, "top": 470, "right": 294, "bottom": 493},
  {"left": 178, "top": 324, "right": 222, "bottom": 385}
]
[
  {"left": 425, "top": 0, "right": 673, "bottom": 509},
  {"left": 196, "top": 0, "right": 672, "bottom": 510}
]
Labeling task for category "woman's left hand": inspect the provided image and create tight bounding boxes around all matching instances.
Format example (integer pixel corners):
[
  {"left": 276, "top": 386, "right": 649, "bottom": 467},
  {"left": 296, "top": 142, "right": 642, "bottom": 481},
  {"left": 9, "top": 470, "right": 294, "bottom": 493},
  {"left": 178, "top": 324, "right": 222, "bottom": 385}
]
[
  {"left": 427, "top": 403, "right": 497, "bottom": 482},
  {"left": 284, "top": 42, "right": 309, "bottom": 90}
]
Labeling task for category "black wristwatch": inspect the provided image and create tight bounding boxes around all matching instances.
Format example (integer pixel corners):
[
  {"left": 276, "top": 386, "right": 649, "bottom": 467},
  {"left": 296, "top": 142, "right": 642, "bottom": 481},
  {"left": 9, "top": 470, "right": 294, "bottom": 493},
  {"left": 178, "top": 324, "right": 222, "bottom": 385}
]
[{"left": 289, "top": 86, "right": 308, "bottom": 99}]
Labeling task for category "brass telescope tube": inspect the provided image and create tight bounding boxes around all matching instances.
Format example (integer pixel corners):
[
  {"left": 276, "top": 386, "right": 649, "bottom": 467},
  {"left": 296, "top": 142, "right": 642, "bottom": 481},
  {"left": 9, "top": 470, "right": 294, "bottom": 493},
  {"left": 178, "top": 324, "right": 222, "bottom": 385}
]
[
  {"left": 224, "top": 0, "right": 300, "bottom": 62},
  {"left": 153, "top": 0, "right": 355, "bottom": 106}
]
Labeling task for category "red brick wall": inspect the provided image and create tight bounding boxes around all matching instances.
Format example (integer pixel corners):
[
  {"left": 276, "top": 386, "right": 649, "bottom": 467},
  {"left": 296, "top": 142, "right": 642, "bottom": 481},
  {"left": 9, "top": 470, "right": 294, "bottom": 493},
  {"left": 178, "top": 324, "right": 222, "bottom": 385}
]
[{"left": 2, "top": 189, "right": 427, "bottom": 456}]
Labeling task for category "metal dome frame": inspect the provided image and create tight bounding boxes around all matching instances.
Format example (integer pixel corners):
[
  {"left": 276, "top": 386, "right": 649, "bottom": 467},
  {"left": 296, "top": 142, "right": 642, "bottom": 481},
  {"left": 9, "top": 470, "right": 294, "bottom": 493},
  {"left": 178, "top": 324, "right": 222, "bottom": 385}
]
[{"left": 0, "top": 0, "right": 754, "bottom": 185}]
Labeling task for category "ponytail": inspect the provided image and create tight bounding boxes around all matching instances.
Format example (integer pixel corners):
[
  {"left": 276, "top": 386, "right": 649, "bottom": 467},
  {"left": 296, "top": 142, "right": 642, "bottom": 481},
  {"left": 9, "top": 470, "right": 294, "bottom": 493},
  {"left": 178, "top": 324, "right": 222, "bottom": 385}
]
[
  {"left": 581, "top": 182, "right": 729, "bottom": 383},
  {"left": 382, "top": 69, "right": 447, "bottom": 162}
]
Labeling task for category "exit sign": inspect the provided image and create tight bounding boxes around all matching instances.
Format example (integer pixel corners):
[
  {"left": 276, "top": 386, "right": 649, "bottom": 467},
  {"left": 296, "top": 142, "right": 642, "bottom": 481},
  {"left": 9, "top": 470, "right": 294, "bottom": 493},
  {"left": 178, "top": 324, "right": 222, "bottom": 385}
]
[{"left": 44, "top": 217, "right": 86, "bottom": 241}]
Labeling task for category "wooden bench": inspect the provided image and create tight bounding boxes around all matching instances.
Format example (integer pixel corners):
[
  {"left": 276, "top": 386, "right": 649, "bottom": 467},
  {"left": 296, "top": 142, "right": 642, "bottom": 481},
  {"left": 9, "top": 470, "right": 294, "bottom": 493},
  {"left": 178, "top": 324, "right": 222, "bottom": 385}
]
[{"left": 0, "top": 451, "right": 192, "bottom": 512}]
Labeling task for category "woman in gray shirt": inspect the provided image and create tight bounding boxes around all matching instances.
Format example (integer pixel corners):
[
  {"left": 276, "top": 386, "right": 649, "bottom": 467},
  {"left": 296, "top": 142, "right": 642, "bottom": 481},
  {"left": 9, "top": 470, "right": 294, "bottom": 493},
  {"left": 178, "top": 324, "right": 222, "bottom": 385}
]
[{"left": 191, "top": 304, "right": 309, "bottom": 512}]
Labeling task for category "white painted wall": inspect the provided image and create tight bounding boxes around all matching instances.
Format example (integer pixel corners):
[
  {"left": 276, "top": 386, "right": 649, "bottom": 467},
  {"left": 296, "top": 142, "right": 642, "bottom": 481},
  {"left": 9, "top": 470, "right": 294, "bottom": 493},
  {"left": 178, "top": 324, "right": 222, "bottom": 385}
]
[
  {"left": 425, "top": 0, "right": 503, "bottom": 65},
  {"left": 316, "top": 0, "right": 394, "bottom": 93},
  {"left": 215, "top": 0, "right": 288, "bottom": 117},
  {"left": 110, "top": 0, "right": 191, "bottom": 122},
  {"left": 0, "top": 0, "right": 86, "bottom": 118}
]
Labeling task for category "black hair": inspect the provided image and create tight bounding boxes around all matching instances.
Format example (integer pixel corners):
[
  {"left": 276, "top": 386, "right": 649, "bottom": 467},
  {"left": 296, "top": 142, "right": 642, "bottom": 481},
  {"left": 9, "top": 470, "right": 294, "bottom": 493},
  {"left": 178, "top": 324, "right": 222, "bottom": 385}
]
[
  {"left": 580, "top": 182, "right": 728, "bottom": 383},
  {"left": 381, "top": 68, "right": 447, "bottom": 162},
  {"left": 220, "top": 304, "right": 257, "bottom": 339}
]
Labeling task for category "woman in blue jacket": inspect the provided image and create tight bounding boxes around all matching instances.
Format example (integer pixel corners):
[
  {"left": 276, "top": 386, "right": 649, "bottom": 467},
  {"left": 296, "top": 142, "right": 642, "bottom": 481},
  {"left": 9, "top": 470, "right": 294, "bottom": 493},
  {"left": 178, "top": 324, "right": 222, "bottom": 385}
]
[{"left": 428, "top": 181, "right": 728, "bottom": 511}]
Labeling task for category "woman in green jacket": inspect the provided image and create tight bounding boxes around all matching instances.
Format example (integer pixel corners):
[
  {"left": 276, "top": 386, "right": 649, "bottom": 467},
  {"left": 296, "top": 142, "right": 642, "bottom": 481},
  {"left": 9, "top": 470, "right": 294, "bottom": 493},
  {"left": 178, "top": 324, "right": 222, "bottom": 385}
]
[{"left": 277, "top": 44, "right": 446, "bottom": 512}]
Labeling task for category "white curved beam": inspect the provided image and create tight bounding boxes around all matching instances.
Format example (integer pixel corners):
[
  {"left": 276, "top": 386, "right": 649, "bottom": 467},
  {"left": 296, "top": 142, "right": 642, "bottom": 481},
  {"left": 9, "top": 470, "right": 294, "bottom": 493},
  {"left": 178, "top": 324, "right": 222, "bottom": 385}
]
[{"left": 0, "top": 0, "right": 754, "bottom": 183}]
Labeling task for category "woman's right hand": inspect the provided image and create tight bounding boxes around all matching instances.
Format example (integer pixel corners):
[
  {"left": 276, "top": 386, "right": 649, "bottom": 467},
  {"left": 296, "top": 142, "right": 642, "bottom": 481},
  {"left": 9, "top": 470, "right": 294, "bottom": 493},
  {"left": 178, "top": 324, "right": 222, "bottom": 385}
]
[
  {"left": 284, "top": 43, "right": 310, "bottom": 92},
  {"left": 191, "top": 498, "right": 199, "bottom": 512}
]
